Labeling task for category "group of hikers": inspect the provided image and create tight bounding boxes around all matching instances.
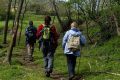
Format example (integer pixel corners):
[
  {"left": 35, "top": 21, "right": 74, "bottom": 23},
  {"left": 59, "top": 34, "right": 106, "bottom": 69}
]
[{"left": 25, "top": 16, "right": 86, "bottom": 80}]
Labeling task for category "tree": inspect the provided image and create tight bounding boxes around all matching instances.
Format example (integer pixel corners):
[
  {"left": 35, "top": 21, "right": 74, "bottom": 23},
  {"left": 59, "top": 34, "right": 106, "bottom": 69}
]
[
  {"left": 4, "top": 0, "right": 24, "bottom": 64},
  {"left": 0, "top": 0, "right": 8, "bottom": 20},
  {"left": 52, "top": 0, "right": 63, "bottom": 31},
  {"left": 18, "top": 0, "right": 29, "bottom": 45},
  {"left": 3, "top": 0, "right": 12, "bottom": 44},
  {"left": 11, "top": 0, "right": 17, "bottom": 33}
]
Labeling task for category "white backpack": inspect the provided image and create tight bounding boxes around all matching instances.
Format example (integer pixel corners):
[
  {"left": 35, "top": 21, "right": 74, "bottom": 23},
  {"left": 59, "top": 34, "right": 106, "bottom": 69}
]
[{"left": 67, "top": 35, "right": 80, "bottom": 51}]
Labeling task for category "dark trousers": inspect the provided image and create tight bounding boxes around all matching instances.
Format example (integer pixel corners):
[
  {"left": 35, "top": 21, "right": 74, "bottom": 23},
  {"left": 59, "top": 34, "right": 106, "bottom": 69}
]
[
  {"left": 66, "top": 54, "right": 77, "bottom": 77},
  {"left": 42, "top": 41, "right": 56, "bottom": 73}
]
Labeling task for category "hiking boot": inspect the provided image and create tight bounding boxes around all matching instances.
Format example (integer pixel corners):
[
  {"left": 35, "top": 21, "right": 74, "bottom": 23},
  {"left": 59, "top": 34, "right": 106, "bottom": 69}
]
[
  {"left": 45, "top": 71, "right": 50, "bottom": 77},
  {"left": 48, "top": 69, "right": 53, "bottom": 73},
  {"left": 29, "top": 56, "right": 34, "bottom": 62},
  {"left": 69, "top": 75, "right": 74, "bottom": 80},
  {"left": 49, "top": 70, "right": 52, "bottom": 73}
]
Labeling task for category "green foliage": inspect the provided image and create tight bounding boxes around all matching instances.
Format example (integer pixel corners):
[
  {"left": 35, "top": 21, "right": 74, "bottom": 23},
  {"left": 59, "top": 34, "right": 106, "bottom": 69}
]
[
  {"left": 0, "top": 0, "right": 14, "bottom": 21},
  {"left": 79, "top": 36, "right": 120, "bottom": 79},
  {"left": 0, "top": 65, "right": 25, "bottom": 80},
  {"left": 1, "top": 35, "right": 120, "bottom": 80},
  {"left": 0, "top": 12, "right": 120, "bottom": 80},
  {"left": 0, "top": 1, "right": 14, "bottom": 21},
  {"left": 0, "top": 0, "right": 7, "bottom": 21}
]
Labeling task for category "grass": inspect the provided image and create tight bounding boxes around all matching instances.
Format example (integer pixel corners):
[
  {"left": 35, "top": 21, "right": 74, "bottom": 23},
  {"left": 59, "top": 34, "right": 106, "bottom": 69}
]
[
  {"left": 0, "top": 15, "right": 61, "bottom": 80},
  {"left": 0, "top": 21, "right": 4, "bottom": 28},
  {"left": 0, "top": 14, "right": 120, "bottom": 80},
  {"left": 79, "top": 36, "right": 120, "bottom": 80}
]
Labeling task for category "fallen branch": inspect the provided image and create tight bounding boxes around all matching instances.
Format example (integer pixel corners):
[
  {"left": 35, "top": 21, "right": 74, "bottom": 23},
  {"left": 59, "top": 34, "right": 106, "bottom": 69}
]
[
  {"left": 106, "top": 72, "right": 120, "bottom": 76},
  {"left": 88, "top": 62, "right": 92, "bottom": 72}
]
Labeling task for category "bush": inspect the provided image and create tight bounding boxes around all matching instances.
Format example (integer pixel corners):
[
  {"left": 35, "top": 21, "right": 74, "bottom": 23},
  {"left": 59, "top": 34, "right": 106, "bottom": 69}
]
[
  {"left": 0, "top": 11, "right": 14, "bottom": 21},
  {"left": 0, "top": 9, "right": 6, "bottom": 21}
]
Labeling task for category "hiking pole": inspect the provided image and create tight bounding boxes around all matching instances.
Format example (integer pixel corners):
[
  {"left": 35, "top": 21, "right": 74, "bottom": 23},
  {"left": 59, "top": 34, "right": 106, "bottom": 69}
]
[
  {"left": 77, "top": 56, "right": 80, "bottom": 75},
  {"left": 77, "top": 46, "right": 82, "bottom": 75}
]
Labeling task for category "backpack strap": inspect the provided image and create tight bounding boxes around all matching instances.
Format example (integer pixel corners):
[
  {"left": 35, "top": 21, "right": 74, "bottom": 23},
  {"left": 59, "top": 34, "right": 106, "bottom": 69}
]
[
  {"left": 42, "top": 24, "right": 53, "bottom": 32},
  {"left": 67, "top": 29, "right": 80, "bottom": 42},
  {"left": 42, "top": 24, "right": 52, "bottom": 28},
  {"left": 41, "top": 24, "right": 53, "bottom": 39}
]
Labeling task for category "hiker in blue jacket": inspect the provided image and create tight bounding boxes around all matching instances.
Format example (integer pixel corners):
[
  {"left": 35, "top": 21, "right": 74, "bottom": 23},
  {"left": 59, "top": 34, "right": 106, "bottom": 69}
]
[
  {"left": 62, "top": 21, "right": 86, "bottom": 80},
  {"left": 25, "top": 21, "right": 37, "bottom": 61}
]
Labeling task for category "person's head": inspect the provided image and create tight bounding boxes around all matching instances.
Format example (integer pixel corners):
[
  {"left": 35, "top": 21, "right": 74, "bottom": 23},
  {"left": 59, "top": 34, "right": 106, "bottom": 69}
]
[
  {"left": 29, "top": 21, "right": 33, "bottom": 26},
  {"left": 70, "top": 21, "right": 78, "bottom": 28},
  {"left": 44, "top": 16, "right": 51, "bottom": 25}
]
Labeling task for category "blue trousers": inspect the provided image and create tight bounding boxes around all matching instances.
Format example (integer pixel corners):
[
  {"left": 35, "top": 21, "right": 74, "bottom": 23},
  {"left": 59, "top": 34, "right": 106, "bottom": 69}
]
[
  {"left": 66, "top": 54, "right": 77, "bottom": 77},
  {"left": 41, "top": 41, "right": 56, "bottom": 73}
]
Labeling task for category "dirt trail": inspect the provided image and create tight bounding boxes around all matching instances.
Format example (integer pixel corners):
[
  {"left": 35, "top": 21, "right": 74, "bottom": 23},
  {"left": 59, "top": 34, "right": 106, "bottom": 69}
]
[
  {"left": 18, "top": 48, "right": 82, "bottom": 80},
  {"left": 19, "top": 48, "right": 66, "bottom": 80},
  {"left": 0, "top": 47, "right": 83, "bottom": 80}
]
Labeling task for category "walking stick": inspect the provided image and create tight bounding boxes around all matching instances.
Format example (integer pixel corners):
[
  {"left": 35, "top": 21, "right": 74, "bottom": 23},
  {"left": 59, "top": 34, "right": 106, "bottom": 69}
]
[{"left": 77, "top": 46, "right": 82, "bottom": 75}]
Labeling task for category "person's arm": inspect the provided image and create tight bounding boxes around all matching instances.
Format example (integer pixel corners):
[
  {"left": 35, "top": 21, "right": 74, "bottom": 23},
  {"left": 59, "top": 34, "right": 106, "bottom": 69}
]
[
  {"left": 80, "top": 34, "right": 86, "bottom": 46},
  {"left": 51, "top": 25, "right": 60, "bottom": 41},
  {"left": 25, "top": 28, "right": 28, "bottom": 37},
  {"left": 62, "top": 31, "right": 69, "bottom": 50},
  {"left": 33, "top": 27, "right": 37, "bottom": 39},
  {"left": 36, "top": 24, "right": 43, "bottom": 39}
]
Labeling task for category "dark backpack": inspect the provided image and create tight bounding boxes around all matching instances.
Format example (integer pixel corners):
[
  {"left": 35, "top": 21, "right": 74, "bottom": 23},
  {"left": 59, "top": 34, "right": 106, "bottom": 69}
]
[{"left": 26, "top": 26, "right": 36, "bottom": 43}]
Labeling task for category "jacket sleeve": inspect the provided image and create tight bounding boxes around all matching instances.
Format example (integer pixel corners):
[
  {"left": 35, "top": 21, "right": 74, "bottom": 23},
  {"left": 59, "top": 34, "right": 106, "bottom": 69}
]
[
  {"left": 34, "top": 27, "right": 37, "bottom": 39},
  {"left": 62, "top": 31, "right": 69, "bottom": 49},
  {"left": 25, "top": 28, "right": 28, "bottom": 37},
  {"left": 36, "top": 24, "right": 43, "bottom": 39},
  {"left": 80, "top": 34, "right": 86, "bottom": 46},
  {"left": 51, "top": 25, "right": 60, "bottom": 42}
]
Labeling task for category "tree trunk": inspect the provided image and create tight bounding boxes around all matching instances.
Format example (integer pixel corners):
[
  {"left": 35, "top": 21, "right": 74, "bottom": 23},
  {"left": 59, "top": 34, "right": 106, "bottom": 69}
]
[
  {"left": 113, "top": 14, "right": 120, "bottom": 36},
  {"left": 11, "top": 0, "right": 17, "bottom": 33},
  {"left": 78, "top": 5, "right": 94, "bottom": 44},
  {"left": 52, "top": 0, "right": 63, "bottom": 31},
  {"left": 64, "top": 1, "right": 72, "bottom": 21},
  {"left": 3, "top": 0, "right": 12, "bottom": 44},
  {"left": 5, "top": 0, "right": 24, "bottom": 64},
  {"left": 18, "top": 0, "right": 29, "bottom": 45}
]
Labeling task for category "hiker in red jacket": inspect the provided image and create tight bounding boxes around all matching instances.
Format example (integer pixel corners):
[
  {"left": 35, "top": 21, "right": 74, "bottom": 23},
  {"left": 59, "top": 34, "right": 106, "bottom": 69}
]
[{"left": 36, "top": 16, "right": 59, "bottom": 77}]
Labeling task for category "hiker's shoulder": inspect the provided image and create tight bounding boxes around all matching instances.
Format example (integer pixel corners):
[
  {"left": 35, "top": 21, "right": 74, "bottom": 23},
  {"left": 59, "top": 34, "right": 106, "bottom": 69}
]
[
  {"left": 50, "top": 24, "right": 56, "bottom": 28},
  {"left": 38, "top": 24, "right": 44, "bottom": 29},
  {"left": 69, "top": 29, "right": 82, "bottom": 35},
  {"left": 38, "top": 24, "right": 44, "bottom": 27},
  {"left": 26, "top": 26, "right": 30, "bottom": 30},
  {"left": 50, "top": 24, "right": 57, "bottom": 31}
]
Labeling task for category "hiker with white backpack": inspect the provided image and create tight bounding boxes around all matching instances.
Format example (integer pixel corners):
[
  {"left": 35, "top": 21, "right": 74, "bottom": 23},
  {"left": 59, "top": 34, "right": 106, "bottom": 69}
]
[{"left": 62, "top": 21, "right": 86, "bottom": 80}]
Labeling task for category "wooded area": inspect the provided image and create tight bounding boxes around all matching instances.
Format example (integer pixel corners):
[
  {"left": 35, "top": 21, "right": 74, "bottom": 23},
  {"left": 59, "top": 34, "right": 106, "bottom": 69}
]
[{"left": 0, "top": 0, "right": 120, "bottom": 80}]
